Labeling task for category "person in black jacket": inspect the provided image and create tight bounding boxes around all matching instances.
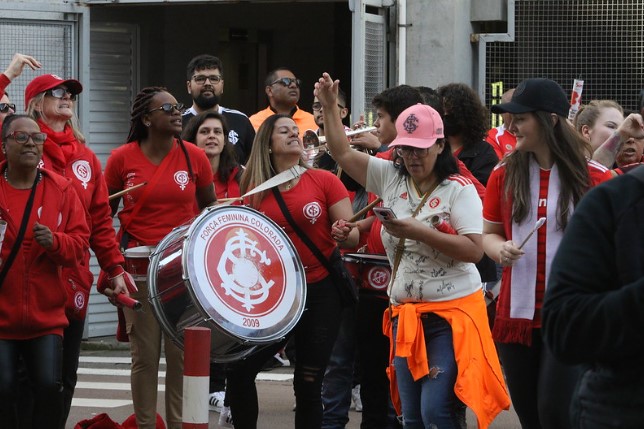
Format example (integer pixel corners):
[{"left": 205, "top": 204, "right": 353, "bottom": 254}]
[
  {"left": 436, "top": 83, "right": 499, "bottom": 187},
  {"left": 543, "top": 166, "right": 644, "bottom": 428},
  {"left": 436, "top": 83, "right": 499, "bottom": 290}
]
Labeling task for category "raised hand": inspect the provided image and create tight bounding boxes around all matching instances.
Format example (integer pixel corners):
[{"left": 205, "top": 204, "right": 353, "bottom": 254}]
[{"left": 3, "top": 53, "right": 41, "bottom": 81}]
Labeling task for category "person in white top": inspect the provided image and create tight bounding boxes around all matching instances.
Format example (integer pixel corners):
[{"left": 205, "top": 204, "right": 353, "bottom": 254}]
[{"left": 316, "top": 73, "right": 509, "bottom": 429}]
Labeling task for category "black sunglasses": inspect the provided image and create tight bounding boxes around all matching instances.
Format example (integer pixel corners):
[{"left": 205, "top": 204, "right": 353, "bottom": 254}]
[
  {"left": 0, "top": 103, "right": 15, "bottom": 113},
  {"left": 148, "top": 103, "right": 184, "bottom": 114},
  {"left": 46, "top": 87, "right": 77, "bottom": 101},
  {"left": 270, "top": 77, "right": 302, "bottom": 88}
]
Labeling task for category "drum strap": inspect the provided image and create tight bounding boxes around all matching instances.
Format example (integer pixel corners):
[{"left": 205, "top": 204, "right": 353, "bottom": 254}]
[{"left": 272, "top": 187, "right": 358, "bottom": 305}]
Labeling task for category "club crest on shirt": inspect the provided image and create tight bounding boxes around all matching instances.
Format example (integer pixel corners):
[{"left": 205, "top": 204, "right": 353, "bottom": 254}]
[
  {"left": 303, "top": 202, "right": 322, "bottom": 224},
  {"left": 428, "top": 197, "right": 441, "bottom": 209},
  {"left": 228, "top": 130, "right": 239, "bottom": 145},
  {"left": 399, "top": 192, "right": 408, "bottom": 200},
  {"left": 174, "top": 170, "right": 189, "bottom": 190},
  {"left": 72, "top": 160, "right": 91, "bottom": 189}
]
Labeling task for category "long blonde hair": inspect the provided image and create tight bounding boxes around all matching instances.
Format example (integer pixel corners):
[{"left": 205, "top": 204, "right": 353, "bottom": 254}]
[
  {"left": 26, "top": 92, "right": 85, "bottom": 143},
  {"left": 240, "top": 114, "right": 307, "bottom": 208}
]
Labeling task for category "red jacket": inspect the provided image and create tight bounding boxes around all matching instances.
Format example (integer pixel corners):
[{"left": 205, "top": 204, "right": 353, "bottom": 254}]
[
  {"left": 36, "top": 121, "right": 125, "bottom": 288},
  {"left": 0, "top": 167, "right": 90, "bottom": 339}
]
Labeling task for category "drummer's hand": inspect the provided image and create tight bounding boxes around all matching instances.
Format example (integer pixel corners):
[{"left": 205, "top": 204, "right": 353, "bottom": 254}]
[
  {"left": 102, "top": 287, "right": 121, "bottom": 306},
  {"left": 110, "top": 274, "right": 130, "bottom": 297},
  {"left": 331, "top": 219, "right": 356, "bottom": 242},
  {"left": 498, "top": 240, "right": 524, "bottom": 267}
]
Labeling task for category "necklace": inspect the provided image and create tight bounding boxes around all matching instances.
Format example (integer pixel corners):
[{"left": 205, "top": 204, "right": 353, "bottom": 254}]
[{"left": 4, "top": 168, "right": 42, "bottom": 188}]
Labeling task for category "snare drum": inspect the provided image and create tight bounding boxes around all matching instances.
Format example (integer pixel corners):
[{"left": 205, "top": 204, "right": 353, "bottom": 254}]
[
  {"left": 342, "top": 253, "right": 391, "bottom": 292},
  {"left": 148, "top": 205, "right": 306, "bottom": 363},
  {"left": 124, "top": 245, "right": 155, "bottom": 281}
]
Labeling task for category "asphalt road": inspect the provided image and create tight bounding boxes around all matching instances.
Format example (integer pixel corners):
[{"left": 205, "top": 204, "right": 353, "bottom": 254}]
[{"left": 67, "top": 340, "right": 521, "bottom": 428}]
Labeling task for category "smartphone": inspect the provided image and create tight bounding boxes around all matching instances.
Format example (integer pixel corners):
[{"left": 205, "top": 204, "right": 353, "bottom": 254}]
[{"left": 373, "top": 207, "right": 397, "bottom": 222}]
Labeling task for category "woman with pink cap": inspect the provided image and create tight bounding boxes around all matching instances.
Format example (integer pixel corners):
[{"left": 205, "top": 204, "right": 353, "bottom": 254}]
[
  {"left": 316, "top": 73, "right": 509, "bottom": 429},
  {"left": 24, "top": 74, "right": 129, "bottom": 429}
]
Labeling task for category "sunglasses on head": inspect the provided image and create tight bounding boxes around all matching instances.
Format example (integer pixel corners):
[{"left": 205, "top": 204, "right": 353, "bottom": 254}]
[
  {"left": 46, "top": 87, "right": 77, "bottom": 101},
  {"left": 147, "top": 103, "right": 184, "bottom": 114},
  {"left": 270, "top": 77, "right": 302, "bottom": 88},
  {"left": 0, "top": 103, "right": 15, "bottom": 113}
]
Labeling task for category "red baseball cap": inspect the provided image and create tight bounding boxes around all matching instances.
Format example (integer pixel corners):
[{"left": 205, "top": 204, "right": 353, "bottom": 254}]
[
  {"left": 24, "top": 74, "right": 83, "bottom": 110},
  {"left": 389, "top": 103, "right": 444, "bottom": 149}
]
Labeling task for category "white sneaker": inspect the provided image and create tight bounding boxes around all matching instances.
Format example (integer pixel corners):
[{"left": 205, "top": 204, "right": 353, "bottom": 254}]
[
  {"left": 208, "top": 390, "right": 225, "bottom": 413},
  {"left": 351, "top": 385, "right": 362, "bottom": 412},
  {"left": 218, "top": 406, "right": 234, "bottom": 427}
]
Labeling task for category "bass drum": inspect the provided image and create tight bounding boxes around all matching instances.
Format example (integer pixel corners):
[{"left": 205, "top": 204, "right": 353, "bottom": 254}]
[{"left": 148, "top": 205, "right": 306, "bottom": 363}]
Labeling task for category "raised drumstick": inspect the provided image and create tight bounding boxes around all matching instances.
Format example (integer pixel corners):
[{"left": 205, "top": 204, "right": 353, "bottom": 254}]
[{"left": 349, "top": 197, "right": 383, "bottom": 222}]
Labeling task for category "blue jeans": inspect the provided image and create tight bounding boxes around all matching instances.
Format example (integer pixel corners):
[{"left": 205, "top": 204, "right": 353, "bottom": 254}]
[
  {"left": 322, "top": 304, "right": 356, "bottom": 429},
  {"left": 393, "top": 313, "right": 459, "bottom": 429}
]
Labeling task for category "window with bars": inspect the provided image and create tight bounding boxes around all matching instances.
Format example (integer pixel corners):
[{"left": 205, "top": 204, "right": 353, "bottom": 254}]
[
  {"left": 485, "top": 0, "right": 644, "bottom": 124},
  {"left": 0, "top": 20, "right": 74, "bottom": 111}
]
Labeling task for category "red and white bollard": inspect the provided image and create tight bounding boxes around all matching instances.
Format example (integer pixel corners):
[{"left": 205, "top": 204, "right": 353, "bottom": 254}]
[{"left": 182, "top": 327, "right": 211, "bottom": 429}]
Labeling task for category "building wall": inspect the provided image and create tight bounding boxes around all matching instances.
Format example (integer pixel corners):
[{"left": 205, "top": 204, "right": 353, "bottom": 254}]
[{"left": 405, "top": 0, "right": 477, "bottom": 89}]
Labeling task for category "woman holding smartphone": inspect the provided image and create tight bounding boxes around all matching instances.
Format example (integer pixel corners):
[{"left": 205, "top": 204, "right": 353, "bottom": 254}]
[{"left": 316, "top": 73, "right": 509, "bottom": 429}]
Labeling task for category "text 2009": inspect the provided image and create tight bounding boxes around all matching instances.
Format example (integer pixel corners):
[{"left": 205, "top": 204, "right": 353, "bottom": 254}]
[{"left": 243, "top": 318, "right": 260, "bottom": 328}]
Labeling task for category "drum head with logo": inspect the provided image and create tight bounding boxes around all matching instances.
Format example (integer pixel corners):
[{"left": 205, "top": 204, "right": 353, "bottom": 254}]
[{"left": 184, "top": 205, "right": 306, "bottom": 343}]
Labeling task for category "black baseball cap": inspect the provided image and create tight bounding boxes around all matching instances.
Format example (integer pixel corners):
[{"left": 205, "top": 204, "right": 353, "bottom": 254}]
[{"left": 491, "top": 78, "right": 569, "bottom": 117}]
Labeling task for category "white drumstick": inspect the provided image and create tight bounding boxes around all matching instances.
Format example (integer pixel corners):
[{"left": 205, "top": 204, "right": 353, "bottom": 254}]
[
  {"left": 518, "top": 217, "right": 546, "bottom": 250},
  {"left": 317, "top": 127, "right": 377, "bottom": 144}
]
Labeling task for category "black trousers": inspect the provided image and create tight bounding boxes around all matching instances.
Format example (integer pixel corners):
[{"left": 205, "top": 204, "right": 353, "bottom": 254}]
[
  {"left": 226, "top": 276, "right": 344, "bottom": 429},
  {"left": 356, "top": 292, "right": 400, "bottom": 429},
  {"left": 0, "top": 334, "right": 63, "bottom": 429}
]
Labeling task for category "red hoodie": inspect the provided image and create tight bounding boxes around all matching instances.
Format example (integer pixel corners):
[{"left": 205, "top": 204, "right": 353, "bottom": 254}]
[{"left": 0, "top": 167, "right": 90, "bottom": 339}]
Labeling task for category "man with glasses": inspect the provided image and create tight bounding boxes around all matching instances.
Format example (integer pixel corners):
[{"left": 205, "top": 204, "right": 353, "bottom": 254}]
[
  {"left": 0, "top": 53, "right": 41, "bottom": 125},
  {"left": 182, "top": 54, "right": 255, "bottom": 164},
  {"left": 249, "top": 67, "right": 316, "bottom": 136}
]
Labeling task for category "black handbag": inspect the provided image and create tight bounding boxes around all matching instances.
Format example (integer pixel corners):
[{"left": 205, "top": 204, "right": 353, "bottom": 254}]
[{"left": 271, "top": 187, "right": 358, "bottom": 306}]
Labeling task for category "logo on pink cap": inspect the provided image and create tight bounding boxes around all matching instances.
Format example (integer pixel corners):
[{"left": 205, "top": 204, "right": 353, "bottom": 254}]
[{"left": 403, "top": 114, "right": 419, "bottom": 134}]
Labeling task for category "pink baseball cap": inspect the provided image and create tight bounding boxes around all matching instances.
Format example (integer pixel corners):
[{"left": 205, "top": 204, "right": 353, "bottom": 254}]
[
  {"left": 24, "top": 74, "right": 83, "bottom": 110},
  {"left": 388, "top": 103, "right": 444, "bottom": 149}
]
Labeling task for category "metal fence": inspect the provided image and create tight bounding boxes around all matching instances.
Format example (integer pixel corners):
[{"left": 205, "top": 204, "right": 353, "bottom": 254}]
[{"left": 485, "top": 0, "right": 644, "bottom": 124}]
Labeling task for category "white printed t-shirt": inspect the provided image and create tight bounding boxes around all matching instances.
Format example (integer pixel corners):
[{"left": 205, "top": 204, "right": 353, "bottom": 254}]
[{"left": 366, "top": 156, "right": 483, "bottom": 303}]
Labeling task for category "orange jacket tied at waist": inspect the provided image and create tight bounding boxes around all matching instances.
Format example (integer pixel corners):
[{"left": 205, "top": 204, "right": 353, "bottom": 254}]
[{"left": 383, "top": 291, "right": 511, "bottom": 428}]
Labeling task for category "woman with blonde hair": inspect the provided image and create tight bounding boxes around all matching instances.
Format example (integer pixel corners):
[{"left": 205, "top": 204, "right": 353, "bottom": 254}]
[
  {"left": 24, "top": 74, "right": 129, "bottom": 428},
  {"left": 226, "top": 113, "right": 359, "bottom": 429}
]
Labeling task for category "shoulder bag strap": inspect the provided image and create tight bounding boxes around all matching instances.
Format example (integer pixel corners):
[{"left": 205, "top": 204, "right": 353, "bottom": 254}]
[
  {"left": 271, "top": 187, "right": 336, "bottom": 274},
  {"left": 386, "top": 189, "right": 433, "bottom": 299},
  {"left": 0, "top": 170, "right": 41, "bottom": 287}
]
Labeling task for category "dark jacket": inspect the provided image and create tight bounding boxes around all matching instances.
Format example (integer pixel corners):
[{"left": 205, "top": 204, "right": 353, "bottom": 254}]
[
  {"left": 543, "top": 168, "right": 644, "bottom": 427},
  {"left": 457, "top": 139, "right": 498, "bottom": 187}
]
